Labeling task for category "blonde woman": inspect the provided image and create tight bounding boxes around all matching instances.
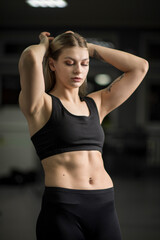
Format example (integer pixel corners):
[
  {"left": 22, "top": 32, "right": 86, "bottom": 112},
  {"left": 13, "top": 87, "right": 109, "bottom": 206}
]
[{"left": 19, "top": 31, "right": 148, "bottom": 240}]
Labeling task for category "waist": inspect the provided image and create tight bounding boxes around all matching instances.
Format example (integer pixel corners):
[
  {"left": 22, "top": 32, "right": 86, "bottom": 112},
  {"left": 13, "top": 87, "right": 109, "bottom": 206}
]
[{"left": 41, "top": 150, "right": 113, "bottom": 189}]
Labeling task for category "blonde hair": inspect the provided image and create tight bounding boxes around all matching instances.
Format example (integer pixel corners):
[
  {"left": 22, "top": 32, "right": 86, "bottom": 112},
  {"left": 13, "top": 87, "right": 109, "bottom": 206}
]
[{"left": 43, "top": 32, "right": 88, "bottom": 97}]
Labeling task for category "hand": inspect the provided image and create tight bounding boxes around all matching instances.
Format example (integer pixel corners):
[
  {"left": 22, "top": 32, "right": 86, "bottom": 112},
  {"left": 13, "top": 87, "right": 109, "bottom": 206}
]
[{"left": 39, "top": 32, "right": 54, "bottom": 49}]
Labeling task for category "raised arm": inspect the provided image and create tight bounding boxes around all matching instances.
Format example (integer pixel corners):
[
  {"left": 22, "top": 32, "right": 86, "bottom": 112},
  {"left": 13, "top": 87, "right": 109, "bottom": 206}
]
[
  {"left": 18, "top": 32, "right": 53, "bottom": 117},
  {"left": 87, "top": 43, "right": 149, "bottom": 122}
]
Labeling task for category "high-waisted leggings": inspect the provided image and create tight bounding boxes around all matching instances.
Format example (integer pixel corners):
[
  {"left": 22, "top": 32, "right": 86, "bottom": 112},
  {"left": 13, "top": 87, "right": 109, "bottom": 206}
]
[{"left": 36, "top": 186, "right": 122, "bottom": 240}]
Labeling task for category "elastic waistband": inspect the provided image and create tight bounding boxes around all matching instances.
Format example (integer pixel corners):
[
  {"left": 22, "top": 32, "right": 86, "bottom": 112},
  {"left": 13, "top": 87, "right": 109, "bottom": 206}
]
[
  {"left": 45, "top": 186, "right": 114, "bottom": 194},
  {"left": 43, "top": 186, "right": 114, "bottom": 204}
]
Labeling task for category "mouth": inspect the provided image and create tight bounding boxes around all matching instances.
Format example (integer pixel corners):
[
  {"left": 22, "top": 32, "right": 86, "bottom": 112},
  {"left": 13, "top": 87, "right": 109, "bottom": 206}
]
[{"left": 71, "top": 77, "right": 82, "bottom": 82}]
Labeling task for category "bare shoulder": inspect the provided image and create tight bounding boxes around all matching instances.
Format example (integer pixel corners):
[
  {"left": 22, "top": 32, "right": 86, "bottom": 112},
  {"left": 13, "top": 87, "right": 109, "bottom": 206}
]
[
  {"left": 87, "top": 91, "right": 102, "bottom": 110},
  {"left": 87, "top": 91, "right": 104, "bottom": 122}
]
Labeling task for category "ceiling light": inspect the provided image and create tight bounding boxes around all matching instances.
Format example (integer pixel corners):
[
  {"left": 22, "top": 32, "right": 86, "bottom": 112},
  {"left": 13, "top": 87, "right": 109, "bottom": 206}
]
[
  {"left": 26, "top": 0, "right": 68, "bottom": 8},
  {"left": 95, "top": 74, "right": 112, "bottom": 86}
]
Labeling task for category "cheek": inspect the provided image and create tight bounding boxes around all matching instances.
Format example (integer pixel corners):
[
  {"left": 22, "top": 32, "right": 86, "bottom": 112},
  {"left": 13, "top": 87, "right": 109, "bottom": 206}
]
[
  {"left": 60, "top": 65, "right": 71, "bottom": 73},
  {"left": 56, "top": 67, "right": 72, "bottom": 82},
  {"left": 84, "top": 67, "right": 89, "bottom": 76},
  {"left": 56, "top": 66, "right": 69, "bottom": 76}
]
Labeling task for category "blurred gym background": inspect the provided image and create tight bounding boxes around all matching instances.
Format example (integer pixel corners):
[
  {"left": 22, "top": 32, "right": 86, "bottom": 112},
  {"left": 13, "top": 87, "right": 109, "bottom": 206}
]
[{"left": 0, "top": 0, "right": 160, "bottom": 239}]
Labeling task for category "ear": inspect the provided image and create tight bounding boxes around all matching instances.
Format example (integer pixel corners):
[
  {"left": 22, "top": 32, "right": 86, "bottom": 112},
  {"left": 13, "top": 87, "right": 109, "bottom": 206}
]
[{"left": 48, "top": 57, "right": 56, "bottom": 71}]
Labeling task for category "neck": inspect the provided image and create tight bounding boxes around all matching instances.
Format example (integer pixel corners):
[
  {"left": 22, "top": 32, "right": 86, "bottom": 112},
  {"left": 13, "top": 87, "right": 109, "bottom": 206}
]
[{"left": 50, "top": 87, "right": 80, "bottom": 103}]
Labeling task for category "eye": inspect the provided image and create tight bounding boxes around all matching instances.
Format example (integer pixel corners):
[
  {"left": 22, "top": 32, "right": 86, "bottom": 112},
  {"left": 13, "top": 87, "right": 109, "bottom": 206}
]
[
  {"left": 82, "top": 62, "right": 89, "bottom": 66},
  {"left": 65, "top": 61, "right": 74, "bottom": 66}
]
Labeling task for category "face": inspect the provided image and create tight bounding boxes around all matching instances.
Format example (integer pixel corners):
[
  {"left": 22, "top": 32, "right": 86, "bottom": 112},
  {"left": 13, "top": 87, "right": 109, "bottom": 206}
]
[{"left": 50, "top": 46, "right": 89, "bottom": 90}]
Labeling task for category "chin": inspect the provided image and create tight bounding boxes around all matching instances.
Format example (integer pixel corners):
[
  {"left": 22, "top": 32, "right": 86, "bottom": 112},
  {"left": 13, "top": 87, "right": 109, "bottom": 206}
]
[{"left": 71, "top": 82, "right": 83, "bottom": 88}]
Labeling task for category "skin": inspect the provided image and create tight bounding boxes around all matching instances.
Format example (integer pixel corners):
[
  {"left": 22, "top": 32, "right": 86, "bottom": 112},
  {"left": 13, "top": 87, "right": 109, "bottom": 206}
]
[
  {"left": 49, "top": 46, "right": 89, "bottom": 98},
  {"left": 19, "top": 32, "right": 149, "bottom": 189}
]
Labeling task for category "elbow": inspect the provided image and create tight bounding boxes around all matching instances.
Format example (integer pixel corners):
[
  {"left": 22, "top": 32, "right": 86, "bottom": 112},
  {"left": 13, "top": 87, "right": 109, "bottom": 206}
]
[
  {"left": 140, "top": 58, "right": 149, "bottom": 75},
  {"left": 132, "top": 58, "right": 149, "bottom": 79},
  {"left": 19, "top": 49, "right": 37, "bottom": 69},
  {"left": 129, "top": 59, "right": 149, "bottom": 82}
]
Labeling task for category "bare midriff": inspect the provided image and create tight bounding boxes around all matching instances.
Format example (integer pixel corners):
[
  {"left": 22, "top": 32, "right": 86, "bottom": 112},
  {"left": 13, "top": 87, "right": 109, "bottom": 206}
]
[{"left": 41, "top": 150, "right": 113, "bottom": 190}]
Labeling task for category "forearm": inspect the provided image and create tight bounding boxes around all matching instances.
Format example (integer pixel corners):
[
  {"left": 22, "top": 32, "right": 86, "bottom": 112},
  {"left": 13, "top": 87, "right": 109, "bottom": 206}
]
[{"left": 88, "top": 43, "right": 148, "bottom": 73}]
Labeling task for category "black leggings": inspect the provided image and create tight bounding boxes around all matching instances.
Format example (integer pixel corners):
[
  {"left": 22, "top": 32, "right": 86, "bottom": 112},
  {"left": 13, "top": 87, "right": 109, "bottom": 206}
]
[{"left": 36, "top": 187, "right": 122, "bottom": 240}]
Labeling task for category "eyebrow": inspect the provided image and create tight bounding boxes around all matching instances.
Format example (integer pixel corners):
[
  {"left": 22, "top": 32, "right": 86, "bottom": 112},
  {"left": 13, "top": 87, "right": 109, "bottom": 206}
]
[{"left": 64, "top": 57, "right": 89, "bottom": 61}]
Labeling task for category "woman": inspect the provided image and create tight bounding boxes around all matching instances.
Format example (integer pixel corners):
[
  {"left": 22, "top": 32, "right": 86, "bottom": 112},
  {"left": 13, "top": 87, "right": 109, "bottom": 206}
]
[{"left": 19, "top": 31, "right": 148, "bottom": 240}]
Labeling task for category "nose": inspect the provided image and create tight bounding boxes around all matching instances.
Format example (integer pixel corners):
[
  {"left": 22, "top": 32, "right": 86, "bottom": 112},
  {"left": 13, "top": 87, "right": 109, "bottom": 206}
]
[{"left": 73, "top": 63, "right": 82, "bottom": 74}]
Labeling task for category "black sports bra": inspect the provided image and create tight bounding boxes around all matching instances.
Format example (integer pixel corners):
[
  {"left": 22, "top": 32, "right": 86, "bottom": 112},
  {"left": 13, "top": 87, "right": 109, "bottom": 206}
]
[{"left": 31, "top": 94, "right": 105, "bottom": 160}]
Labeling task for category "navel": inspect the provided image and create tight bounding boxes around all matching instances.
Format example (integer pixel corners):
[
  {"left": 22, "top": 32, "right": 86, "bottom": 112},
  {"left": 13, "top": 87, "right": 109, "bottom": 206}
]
[{"left": 89, "top": 177, "right": 93, "bottom": 184}]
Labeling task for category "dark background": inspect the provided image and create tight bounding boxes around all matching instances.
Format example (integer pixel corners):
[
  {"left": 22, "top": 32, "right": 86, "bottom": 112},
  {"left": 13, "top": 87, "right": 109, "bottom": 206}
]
[{"left": 0, "top": 1, "right": 160, "bottom": 240}]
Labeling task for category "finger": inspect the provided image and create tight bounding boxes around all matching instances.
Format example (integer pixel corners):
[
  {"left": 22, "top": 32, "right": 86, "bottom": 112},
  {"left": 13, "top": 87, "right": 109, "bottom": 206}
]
[
  {"left": 39, "top": 32, "right": 51, "bottom": 39},
  {"left": 41, "top": 31, "right": 50, "bottom": 36},
  {"left": 48, "top": 37, "right": 54, "bottom": 41}
]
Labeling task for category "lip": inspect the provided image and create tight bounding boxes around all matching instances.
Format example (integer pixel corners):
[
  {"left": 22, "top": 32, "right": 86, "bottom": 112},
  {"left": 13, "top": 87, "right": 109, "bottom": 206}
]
[{"left": 71, "top": 77, "right": 82, "bottom": 82}]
